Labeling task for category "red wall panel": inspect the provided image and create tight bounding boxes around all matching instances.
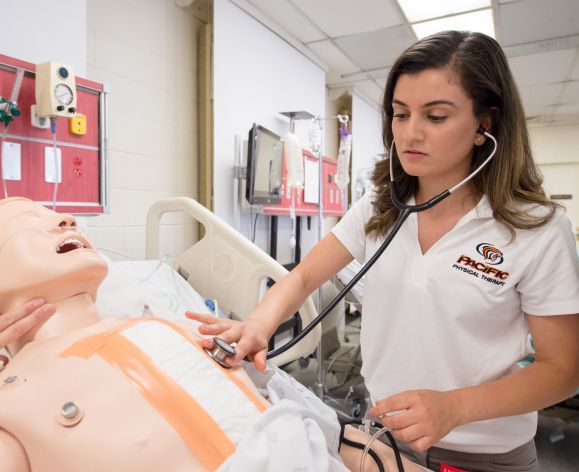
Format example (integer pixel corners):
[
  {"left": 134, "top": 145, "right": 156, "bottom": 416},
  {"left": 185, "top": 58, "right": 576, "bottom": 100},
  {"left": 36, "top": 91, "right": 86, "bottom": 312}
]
[
  {"left": 0, "top": 54, "right": 106, "bottom": 214},
  {"left": 262, "top": 150, "right": 345, "bottom": 217}
]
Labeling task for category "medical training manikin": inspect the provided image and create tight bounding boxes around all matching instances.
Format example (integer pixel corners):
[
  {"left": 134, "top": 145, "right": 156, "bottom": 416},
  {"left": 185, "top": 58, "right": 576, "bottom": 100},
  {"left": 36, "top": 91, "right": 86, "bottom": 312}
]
[{"left": 0, "top": 198, "right": 421, "bottom": 472}]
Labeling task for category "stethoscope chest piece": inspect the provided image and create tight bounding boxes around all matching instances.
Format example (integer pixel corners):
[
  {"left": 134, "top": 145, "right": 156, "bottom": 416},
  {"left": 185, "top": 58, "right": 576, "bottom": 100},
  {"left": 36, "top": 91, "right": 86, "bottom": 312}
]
[{"left": 204, "top": 337, "right": 236, "bottom": 369}]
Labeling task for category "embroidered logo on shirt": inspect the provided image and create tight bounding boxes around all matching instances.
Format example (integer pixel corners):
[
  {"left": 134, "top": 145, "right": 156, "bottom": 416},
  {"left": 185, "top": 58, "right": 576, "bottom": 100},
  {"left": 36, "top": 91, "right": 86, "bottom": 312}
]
[
  {"left": 476, "top": 242, "right": 504, "bottom": 265},
  {"left": 451, "top": 243, "right": 509, "bottom": 286}
]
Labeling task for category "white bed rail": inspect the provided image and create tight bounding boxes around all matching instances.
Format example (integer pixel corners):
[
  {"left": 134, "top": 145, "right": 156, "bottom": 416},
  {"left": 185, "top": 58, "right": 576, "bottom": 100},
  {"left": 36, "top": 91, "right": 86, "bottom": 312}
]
[{"left": 146, "top": 197, "right": 321, "bottom": 366}]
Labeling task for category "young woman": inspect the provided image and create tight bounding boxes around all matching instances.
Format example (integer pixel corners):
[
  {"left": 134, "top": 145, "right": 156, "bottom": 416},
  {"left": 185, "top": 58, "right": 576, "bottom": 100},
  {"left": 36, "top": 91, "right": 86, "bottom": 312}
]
[
  {"left": 189, "top": 31, "right": 579, "bottom": 471},
  {"left": 4, "top": 31, "right": 579, "bottom": 471}
]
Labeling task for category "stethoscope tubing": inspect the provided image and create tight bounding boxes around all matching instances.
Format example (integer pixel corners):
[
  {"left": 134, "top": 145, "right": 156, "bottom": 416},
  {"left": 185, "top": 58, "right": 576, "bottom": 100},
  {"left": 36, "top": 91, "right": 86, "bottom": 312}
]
[{"left": 265, "top": 130, "right": 497, "bottom": 360}]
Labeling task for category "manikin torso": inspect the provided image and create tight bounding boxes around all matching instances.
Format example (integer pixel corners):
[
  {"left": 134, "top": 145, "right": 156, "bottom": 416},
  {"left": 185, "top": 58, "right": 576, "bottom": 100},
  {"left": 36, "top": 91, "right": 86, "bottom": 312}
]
[
  {"left": 0, "top": 199, "right": 268, "bottom": 471},
  {"left": 0, "top": 316, "right": 269, "bottom": 472}
]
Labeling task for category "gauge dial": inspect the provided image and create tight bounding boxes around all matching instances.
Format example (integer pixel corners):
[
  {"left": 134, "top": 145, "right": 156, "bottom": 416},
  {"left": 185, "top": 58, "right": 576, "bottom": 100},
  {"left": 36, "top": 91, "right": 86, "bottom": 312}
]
[{"left": 54, "top": 84, "right": 74, "bottom": 106}]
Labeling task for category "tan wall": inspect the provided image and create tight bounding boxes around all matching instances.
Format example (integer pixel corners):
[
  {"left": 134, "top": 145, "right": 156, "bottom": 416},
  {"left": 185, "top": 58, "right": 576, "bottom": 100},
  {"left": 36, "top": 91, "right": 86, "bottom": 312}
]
[
  {"left": 530, "top": 123, "right": 579, "bottom": 232},
  {"left": 85, "top": 0, "right": 202, "bottom": 260}
]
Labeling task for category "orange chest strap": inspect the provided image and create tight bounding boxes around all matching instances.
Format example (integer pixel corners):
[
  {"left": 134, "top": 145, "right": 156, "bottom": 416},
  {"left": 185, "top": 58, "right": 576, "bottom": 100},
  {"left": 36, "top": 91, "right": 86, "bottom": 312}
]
[{"left": 60, "top": 318, "right": 267, "bottom": 471}]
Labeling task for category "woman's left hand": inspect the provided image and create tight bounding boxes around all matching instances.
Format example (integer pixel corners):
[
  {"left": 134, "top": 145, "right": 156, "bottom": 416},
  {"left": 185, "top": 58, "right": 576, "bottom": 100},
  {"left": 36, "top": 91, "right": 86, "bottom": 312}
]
[{"left": 368, "top": 389, "right": 462, "bottom": 452}]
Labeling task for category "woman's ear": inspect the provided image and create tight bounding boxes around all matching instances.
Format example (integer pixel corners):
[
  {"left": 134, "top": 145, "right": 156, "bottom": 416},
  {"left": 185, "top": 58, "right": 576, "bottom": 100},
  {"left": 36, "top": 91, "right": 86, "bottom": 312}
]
[
  {"left": 480, "top": 116, "right": 493, "bottom": 134},
  {"left": 474, "top": 116, "right": 493, "bottom": 146}
]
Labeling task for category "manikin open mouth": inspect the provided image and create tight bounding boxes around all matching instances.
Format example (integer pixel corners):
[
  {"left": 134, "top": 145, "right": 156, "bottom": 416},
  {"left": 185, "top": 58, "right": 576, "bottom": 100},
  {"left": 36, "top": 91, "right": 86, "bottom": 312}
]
[{"left": 56, "top": 238, "right": 86, "bottom": 254}]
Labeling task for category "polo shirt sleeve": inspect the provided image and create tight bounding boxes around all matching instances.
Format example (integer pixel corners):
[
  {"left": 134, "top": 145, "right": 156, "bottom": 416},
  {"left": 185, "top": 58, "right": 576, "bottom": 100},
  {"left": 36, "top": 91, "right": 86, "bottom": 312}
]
[
  {"left": 331, "top": 192, "right": 373, "bottom": 263},
  {"left": 518, "top": 210, "right": 579, "bottom": 316}
]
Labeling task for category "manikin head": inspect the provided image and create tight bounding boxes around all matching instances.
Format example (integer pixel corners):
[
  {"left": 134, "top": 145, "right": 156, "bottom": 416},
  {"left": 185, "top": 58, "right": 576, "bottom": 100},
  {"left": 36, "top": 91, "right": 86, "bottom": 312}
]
[{"left": 0, "top": 198, "right": 108, "bottom": 315}]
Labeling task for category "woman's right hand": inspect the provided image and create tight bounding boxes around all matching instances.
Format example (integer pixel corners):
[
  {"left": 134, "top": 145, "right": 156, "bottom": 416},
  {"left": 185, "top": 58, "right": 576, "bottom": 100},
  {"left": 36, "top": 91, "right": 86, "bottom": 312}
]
[
  {"left": 0, "top": 298, "right": 55, "bottom": 348},
  {"left": 185, "top": 311, "right": 273, "bottom": 372}
]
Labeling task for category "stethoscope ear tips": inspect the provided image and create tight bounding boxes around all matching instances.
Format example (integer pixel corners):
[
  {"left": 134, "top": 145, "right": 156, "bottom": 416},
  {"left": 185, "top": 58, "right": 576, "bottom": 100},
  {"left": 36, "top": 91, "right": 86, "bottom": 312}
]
[{"left": 477, "top": 125, "right": 487, "bottom": 135}]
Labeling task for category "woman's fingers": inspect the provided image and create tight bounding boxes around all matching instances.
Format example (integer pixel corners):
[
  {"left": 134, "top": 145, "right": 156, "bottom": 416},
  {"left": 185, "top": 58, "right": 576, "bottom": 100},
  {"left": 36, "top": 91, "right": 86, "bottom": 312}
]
[
  {"left": 198, "top": 321, "right": 233, "bottom": 336},
  {"left": 233, "top": 330, "right": 267, "bottom": 365},
  {"left": 0, "top": 299, "right": 55, "bottom": 346},
  {"left": 185, "top": 311, "right": 220, "bottom": 325},
  {"left": 248, "top": 349, "right": 268, "bottom": 372},
  {"left": 390, "top": 422, "right": 423, "bottom": 444},
  {"left": 185, "top": 311, "right": 269, "bottom": 371},
  {"left": 0, "top": 298, "right": 45, "bottom": 330}
]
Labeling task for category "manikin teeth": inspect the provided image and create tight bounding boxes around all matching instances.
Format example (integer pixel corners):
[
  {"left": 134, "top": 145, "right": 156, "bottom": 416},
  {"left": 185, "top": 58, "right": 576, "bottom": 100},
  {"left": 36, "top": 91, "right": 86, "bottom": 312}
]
[{"left": 57, "top": 238, "right": 85, "bottom": 254}]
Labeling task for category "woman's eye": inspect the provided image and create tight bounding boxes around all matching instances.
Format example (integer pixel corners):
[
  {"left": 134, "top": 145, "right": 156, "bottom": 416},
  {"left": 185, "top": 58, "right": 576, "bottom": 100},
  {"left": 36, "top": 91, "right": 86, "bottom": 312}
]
[
  {"left": 428, "top": 115, "right": 447, "bottom": 122},
  {"left": 393, "top": 113, "right": 408, "bottom": 120}
]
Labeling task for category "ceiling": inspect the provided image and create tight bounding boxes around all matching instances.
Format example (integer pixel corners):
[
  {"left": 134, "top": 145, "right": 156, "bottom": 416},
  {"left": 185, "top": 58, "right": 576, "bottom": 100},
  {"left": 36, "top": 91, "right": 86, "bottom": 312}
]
[{"left": 230, "top": 0, "right": 579, "bottom": 126}]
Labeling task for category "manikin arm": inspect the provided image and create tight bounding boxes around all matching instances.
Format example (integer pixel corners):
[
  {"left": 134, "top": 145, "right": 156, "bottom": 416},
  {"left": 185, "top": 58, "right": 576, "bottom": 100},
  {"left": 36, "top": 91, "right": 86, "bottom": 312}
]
[
  {"left": 0, "top": 428, "right": 29, "bottom": 472},
  {"left": 340, "top": 426, "right": 423, "bottom": 472}
]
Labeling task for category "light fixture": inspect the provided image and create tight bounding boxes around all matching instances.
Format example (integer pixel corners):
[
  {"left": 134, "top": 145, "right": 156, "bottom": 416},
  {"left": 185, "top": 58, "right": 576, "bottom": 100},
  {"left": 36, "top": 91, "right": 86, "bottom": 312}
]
[
  {"left": 397, "top": 0, "right": 491, "bottom": 23},
  {"left": 412, "top": 9, "right": 495, "bottom": 40}
]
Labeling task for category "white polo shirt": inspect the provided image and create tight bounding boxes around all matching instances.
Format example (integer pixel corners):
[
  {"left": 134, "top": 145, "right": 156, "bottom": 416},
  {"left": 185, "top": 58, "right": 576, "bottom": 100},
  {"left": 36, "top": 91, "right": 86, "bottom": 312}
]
[{"left": 332, "top": 192, "right": 579, "bottom": 454}]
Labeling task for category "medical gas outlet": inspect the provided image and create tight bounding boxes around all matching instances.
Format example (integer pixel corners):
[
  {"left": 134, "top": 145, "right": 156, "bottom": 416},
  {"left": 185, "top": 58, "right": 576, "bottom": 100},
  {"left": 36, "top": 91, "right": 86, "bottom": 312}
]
[
  {"left": 69, "top": 113, "right": 87, "bottom": 135},
  {"left": 35, "top": 62, "right": 77, "bottom": 118}
]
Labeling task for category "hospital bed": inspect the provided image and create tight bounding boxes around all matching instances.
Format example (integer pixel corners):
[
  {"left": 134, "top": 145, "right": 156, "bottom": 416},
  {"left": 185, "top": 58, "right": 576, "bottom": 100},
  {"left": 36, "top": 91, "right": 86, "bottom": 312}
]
[{"left": 144, "top": 196, "right": 321, "bottom": 366}]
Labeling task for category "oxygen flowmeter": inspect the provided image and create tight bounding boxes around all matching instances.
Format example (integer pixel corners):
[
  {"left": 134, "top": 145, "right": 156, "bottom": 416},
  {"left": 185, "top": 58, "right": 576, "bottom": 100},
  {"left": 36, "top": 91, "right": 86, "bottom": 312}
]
[
  {"left": 0, "top": 68, "right": 24, "bottom": 127},
  {"left": 35, "top": 61, "right": 77, "bottom": 118}
]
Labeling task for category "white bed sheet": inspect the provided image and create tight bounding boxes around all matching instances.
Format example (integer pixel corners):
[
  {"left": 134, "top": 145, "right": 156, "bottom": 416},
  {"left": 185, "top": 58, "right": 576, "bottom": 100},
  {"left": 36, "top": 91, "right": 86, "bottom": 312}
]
[{"left": 96, "top": 256, "right": 212, "bottom": 321}]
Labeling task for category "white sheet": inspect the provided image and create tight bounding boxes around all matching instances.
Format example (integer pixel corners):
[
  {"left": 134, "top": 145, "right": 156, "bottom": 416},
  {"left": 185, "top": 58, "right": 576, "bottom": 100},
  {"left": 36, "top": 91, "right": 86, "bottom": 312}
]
[
  {"left": 221, "top": 364, "right": 347, "bottom": 472},
  {"left": 96, "top": 256, "right": 212, "bottom": 320}
]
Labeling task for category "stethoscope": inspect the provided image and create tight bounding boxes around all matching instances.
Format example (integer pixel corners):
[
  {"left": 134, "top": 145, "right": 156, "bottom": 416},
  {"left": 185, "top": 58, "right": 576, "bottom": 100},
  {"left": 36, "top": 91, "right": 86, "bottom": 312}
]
[{"left": 205, "top": 126, "right": 498, "bottom": 368}]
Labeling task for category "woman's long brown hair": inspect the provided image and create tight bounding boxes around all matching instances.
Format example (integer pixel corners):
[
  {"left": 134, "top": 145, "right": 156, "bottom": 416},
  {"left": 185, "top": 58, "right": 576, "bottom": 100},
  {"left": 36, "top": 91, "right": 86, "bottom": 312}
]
[{"left": 366, "top": 31, "right": 558, "bottom": 240}]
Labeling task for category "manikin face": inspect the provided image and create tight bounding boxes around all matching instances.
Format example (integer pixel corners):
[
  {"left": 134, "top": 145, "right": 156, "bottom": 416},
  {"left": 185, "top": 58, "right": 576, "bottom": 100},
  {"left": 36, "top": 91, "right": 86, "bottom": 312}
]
[
  {"left": 0, "top": 199, "right": 108, "bottom": 312},
  {"left": 391, "top": 66, "right": 483, "bottom": 185}
]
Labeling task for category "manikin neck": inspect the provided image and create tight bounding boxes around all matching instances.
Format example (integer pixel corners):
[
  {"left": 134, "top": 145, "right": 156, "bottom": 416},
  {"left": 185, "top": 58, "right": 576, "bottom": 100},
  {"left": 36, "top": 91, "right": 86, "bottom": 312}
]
[{"left": 8, "top": 293, "right": 101, "bottom": 355}]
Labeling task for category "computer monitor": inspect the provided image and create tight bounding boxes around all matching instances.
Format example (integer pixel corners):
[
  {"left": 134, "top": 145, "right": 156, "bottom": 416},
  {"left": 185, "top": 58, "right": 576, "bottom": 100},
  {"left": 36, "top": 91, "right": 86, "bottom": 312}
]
[{"left": 246, "top": 123, "right": 283, "bottom": 205}]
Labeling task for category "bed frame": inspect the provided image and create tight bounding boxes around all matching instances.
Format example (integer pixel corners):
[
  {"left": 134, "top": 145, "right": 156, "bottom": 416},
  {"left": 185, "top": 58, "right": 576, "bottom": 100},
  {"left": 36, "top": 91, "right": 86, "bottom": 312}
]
[{"left": 145, "top": 197, "right": 321, "bottom": 366}]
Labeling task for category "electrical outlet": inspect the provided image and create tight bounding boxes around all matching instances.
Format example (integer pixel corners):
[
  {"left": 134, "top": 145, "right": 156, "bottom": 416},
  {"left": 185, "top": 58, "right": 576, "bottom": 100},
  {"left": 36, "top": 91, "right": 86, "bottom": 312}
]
[
  {"left": 1, "top": 141, "right": 21, "bottom": 180},
  {"left": 31, "top": 104, "right": 50, "bottom": 129}
]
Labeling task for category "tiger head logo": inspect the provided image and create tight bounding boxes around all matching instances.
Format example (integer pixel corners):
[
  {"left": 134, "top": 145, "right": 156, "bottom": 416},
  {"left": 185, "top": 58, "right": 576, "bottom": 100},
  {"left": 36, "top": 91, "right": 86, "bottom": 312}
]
[{"left": 476, "top": 243, "right": 504, "bottom": 265}]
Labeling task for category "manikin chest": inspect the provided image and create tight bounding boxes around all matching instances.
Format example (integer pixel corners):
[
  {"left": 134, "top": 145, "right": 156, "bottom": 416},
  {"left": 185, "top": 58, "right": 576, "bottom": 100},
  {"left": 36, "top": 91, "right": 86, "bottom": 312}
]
[{"left": 0, "top": 318, "right": 267, "bottom": 472}]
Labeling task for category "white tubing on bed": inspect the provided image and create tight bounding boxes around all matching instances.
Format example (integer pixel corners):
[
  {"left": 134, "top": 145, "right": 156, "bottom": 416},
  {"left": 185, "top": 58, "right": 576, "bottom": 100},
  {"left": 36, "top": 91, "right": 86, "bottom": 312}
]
[{"left": 119, "top": 320, "right": 261, "bottom": 444}]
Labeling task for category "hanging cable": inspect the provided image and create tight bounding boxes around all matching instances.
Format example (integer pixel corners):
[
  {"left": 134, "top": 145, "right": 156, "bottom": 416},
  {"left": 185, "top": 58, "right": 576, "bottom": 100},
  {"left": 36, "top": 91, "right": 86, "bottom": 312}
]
[
  {"left": 339, "top": 418, "right": 405, "bottom": 472},
  {"left": 0, "top": 126, "right": 8, "bottom": 198},
  {"left": 252, "top": 211, "right": 259, "bottom": 243},
  {"left": 341, "top": 435, "right": 385, "bottom": 472}
]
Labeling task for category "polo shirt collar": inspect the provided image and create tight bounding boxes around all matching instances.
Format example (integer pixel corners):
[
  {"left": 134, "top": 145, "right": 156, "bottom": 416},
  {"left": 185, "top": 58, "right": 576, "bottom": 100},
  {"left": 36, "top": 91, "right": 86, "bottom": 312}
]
[{"left": 406, "top": 193, "right": 494, "bottom": 221}]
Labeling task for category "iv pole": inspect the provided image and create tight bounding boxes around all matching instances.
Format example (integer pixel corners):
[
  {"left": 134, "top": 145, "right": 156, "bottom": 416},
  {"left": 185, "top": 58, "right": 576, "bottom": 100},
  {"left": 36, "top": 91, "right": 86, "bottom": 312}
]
[
  {"left": 276, "top": 111, "right": 350, "bottom": 401},
  {"left": 312, "top": 113, "right": 349, "bottom": 401}
]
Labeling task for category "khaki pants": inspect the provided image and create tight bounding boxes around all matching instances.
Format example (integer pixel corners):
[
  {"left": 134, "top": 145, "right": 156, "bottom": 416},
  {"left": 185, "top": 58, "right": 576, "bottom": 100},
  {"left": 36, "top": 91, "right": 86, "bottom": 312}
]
[{"left": 400, "top": 440, "right": 540, "bottom": 472}]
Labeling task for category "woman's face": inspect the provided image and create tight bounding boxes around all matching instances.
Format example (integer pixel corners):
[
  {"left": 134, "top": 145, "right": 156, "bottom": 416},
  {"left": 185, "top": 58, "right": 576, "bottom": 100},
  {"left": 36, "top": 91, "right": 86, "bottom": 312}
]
[{"left": 391, "top": 66, "right": 483, "bottom": 185}]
